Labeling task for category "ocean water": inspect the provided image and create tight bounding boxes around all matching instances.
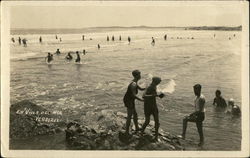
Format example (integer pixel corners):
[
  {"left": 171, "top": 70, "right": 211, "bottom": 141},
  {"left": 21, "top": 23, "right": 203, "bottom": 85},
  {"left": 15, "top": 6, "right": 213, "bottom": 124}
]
[{"left": 10, "top": 29, "right": 241, "bottom": 150}]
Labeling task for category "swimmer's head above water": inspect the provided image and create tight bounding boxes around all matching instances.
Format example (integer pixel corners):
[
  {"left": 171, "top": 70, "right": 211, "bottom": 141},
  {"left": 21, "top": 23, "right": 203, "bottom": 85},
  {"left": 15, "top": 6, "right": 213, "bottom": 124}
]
[{"left": 215, "top": 90, "right": 221, "bottom": 97}]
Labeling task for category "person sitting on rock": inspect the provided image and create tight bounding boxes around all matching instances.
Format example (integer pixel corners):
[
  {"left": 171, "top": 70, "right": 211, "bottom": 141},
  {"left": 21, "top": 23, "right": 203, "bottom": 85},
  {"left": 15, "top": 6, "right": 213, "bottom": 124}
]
[{"left": 140, "top": 77, "right": 165, "bottom": 141}]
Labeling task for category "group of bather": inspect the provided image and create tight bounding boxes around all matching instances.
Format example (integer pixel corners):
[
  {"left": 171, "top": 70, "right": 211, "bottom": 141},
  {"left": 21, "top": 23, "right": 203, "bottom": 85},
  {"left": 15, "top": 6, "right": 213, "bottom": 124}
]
[
  {"left": 122, "top": 70, "right": 241, "bottom": 147},
  {"left": 45, "top": 48, "right": 85, "bottom": 63}
]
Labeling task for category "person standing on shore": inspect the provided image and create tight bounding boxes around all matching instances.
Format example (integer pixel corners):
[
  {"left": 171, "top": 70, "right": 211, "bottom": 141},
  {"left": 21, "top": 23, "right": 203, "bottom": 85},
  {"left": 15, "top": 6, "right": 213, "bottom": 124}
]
[
  {"left": 180, "top": 84, "right": 205, "bottom": 147},
  {"left": 123, "top": 70, "right": 145, "bottom": 137},
  {"left": 140, "top": 77, "right": 165, "bottom": 141}
]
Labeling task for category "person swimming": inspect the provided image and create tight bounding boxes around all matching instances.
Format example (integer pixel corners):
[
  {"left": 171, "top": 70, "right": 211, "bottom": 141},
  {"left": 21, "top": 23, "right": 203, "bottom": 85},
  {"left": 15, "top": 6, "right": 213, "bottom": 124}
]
[
  {"left": 45, "top": 52, "right": 53, "bottom": 63},
  {"left": 213, "top": 90, "right": 227, "bottom": 108},
  {"left": 65, "top": 52, "right": 73, "bottom": 61},
  {"left": 55, "top": 49, "right": 61, "bottom": 55},
  {"left": 75, "top": 51, "right": 81, "bottom": 63},
  {"left": 227, "top": 98, "right": 241, "bottom": 116}
]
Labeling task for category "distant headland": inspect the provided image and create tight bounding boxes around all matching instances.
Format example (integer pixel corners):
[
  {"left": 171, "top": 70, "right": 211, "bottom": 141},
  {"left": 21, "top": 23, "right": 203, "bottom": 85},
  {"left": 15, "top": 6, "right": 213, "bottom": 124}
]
[{"left": 11, "top": 26, "right": 242, "bottom": 35}]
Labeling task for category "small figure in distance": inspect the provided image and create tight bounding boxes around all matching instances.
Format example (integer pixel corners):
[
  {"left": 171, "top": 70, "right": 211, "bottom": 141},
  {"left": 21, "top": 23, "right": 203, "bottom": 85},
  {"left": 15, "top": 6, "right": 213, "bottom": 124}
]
[
  {"left": 229, "top": 37, "right": 231, "bottom": 40},
  {"left": 141, "top": 77, "right": 165, "bottom": 141},
  {"left": 97, "top": 44, "right": 100, "bottom": 50},
  {"left": 151, "top": 37, "right": 155, "bottom": 46},
  {"left": 11, "top": 37, "right": 15, "bottom": 43},
  {"left": 55, "top": 35, "right": 58, "bottom": 39},
  {"left": 119, "top": 35, "right": 121, "bottom": 41},
  {"left": 82, "top": 35, "right": 85, "bottom": 41},
  {"left": 112, "top": 35, "right": 115, "bottom": 41},
  {"left": 227, "top": 98, "right": 241, "bottom": 116},
  {"left": 39, "top": 36, "right": 42, "bottom": 43},
  {"left": 107, "top": 36, "right": 109, "bottom": 41},
  {"left": 213, "top": 90, "right": 227, "bottom": 108},
  {"left": 59, "top": 38, "right": 62, "bottom": 42},
  {"left": 128, "top": 36, "right": 131, "bottom": 44},
  {"left": 164, "top": 34, "right": 167, "bottom": 40},
  {"left": 22, "top": 38, "right": 27, "bottom": 47},
  {"left": 75, "top": 51, "right": 81, "bottom": 63},
  {"left": 55, "top": 49, "right": 61, "bottom": 55},
  {"left": 65, "top": 52, "right": 73, "bottom": 61},
  {"left": 18, "top": 37, "right": 22, "bottom": 45},
  {"left": 191, "top": 37, "right": 194, "bottom": 39},
  {"left": 45, "top": 52, "right": 53, "bottom": 63},
  {"left": 83, "top": 49, "right": 86, "bottom": 55}
]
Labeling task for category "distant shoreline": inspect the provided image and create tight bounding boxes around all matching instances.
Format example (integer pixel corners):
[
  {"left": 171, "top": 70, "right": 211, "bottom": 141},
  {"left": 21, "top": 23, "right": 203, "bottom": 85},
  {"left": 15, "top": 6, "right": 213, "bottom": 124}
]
[{"left": 11, "top": 26, "right": 242, "bottom": 35}]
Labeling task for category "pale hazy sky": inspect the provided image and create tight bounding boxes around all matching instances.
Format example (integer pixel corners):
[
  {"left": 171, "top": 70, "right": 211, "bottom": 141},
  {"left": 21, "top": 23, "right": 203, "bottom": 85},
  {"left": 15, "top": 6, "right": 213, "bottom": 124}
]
[{"left": 10, "top": 3, "right": 243, "bottom": 29}]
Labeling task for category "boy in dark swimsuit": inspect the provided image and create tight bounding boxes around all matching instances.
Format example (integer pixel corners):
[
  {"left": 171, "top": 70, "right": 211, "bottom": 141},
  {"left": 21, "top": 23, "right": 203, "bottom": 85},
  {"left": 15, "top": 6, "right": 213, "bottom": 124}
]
[
  {"left": 140, "top": 77, "right": 164, "bottom": 141},
  {"left": 123, "top": 70, "right": 145, "bottom": 136}
]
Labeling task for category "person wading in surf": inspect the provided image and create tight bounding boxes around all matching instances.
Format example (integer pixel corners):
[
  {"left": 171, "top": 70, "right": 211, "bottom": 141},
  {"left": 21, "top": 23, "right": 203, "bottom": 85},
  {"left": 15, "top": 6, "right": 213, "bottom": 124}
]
[
  {"left": 180, "top": 84, "right": 206, "bottom": 147},
  {"left": 140, "top": 77, "right": 165, "bottom": 141},
  {"left": 123, "top": 70, "right": 145, "bottom": 137}
]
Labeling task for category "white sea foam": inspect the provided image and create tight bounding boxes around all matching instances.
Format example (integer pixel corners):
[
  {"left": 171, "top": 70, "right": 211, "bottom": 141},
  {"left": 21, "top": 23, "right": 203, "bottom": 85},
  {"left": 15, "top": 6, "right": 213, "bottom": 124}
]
[{"left": 158, "top": 79, "right": 176, "bottom": 94}]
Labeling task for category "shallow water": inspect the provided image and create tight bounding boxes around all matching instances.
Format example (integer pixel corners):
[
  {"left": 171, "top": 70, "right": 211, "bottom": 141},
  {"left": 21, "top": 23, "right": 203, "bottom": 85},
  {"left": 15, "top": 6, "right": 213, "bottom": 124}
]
[{"left": 10, "top": 29, "right": 241, "bottom": 150}]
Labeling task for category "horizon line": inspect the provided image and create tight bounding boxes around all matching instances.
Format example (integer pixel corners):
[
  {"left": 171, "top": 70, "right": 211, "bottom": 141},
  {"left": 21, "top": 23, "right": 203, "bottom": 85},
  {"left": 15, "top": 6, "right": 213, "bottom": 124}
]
[{"left": 11, "top": 25, "right": 242, "bottom": 30}]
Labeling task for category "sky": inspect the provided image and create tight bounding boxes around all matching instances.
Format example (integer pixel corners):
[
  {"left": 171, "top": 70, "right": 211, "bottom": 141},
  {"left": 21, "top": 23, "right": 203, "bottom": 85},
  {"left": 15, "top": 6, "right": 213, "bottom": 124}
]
[{"left": 10, "top": 2, "right": 243, "bottom": 29}]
